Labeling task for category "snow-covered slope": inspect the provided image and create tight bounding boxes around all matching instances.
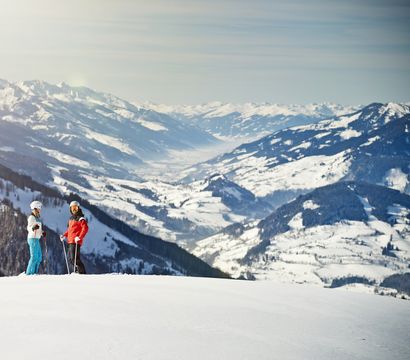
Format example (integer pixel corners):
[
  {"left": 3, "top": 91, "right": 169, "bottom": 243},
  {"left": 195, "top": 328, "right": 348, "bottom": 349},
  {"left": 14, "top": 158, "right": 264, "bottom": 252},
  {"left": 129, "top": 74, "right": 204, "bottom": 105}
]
[
  {"left": 0, "top": 275, "right": 408, "bottom": 360},
  {"left": 193, "top": 181, "right": 410, "bottom": 288},
  {"left": 181, "top": 102, "right": 410, "bottom": 207},
  {"left": 143, "top": 101, "right": 360, "bottom": 140},
  {"left": 0, "top": 79, "right": 218, "bottom": 183}
]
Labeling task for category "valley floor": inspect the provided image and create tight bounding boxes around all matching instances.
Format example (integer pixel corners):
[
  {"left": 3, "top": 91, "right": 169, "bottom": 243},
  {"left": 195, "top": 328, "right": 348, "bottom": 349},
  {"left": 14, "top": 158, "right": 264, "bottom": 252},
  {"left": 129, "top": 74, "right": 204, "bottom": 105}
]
[{"left": 0, "top": 275, "right": 408, "bottom": 360}]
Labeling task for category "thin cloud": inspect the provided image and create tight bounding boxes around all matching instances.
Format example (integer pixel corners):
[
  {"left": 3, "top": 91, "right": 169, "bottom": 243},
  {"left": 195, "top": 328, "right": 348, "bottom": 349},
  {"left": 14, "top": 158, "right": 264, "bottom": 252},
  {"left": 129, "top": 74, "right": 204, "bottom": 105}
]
[{"left": 0, "top": 0, "right": 408, "bottom": 103}]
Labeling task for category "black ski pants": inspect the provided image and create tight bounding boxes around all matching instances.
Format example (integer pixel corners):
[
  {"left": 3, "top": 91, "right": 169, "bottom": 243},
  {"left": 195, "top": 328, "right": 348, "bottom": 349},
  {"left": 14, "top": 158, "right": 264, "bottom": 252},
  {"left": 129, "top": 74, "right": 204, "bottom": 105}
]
[{"left": 67, "top": 243, "right": 86, "bottom": 274}]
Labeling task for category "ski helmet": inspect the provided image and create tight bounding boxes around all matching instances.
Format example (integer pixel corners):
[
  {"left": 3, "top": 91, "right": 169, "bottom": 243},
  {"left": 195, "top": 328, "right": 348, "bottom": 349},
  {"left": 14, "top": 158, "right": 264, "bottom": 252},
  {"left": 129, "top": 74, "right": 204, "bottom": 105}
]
[
  {"left": 69, "top": 200, "right": 80, "bottom": 207},
  {"left": 30, "top": 201, "right": 43, "bottom": 210}
]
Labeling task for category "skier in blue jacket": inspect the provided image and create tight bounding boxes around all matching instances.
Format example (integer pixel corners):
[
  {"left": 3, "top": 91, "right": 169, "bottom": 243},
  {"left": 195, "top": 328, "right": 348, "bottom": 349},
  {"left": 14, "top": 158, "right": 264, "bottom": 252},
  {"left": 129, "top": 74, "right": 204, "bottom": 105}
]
[{"left": 26, "top": 201, "right": 46, "bottom": 275}]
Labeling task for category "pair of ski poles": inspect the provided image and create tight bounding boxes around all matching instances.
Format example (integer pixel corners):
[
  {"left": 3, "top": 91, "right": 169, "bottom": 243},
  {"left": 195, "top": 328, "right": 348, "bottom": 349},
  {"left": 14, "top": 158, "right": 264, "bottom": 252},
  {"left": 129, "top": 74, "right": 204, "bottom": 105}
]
[
  {"left": 61, "top": 238, "right": 78, "bottom": 274},
  {"left": 42, "top": 235, "right": 78, "bottom": 274}
]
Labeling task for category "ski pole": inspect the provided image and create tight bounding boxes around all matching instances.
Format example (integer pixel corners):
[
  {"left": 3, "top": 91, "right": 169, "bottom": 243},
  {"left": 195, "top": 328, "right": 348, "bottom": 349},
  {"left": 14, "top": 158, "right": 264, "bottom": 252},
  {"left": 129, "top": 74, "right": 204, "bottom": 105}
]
[
  {"left": 74, "top": 242, "right": 78, "bottom": 274},
  {"left": 62, "top": 240, "right": 70, "bottom": 274},
  {"left": 43, "top": 234, "right": 49, "bottom": 275}
]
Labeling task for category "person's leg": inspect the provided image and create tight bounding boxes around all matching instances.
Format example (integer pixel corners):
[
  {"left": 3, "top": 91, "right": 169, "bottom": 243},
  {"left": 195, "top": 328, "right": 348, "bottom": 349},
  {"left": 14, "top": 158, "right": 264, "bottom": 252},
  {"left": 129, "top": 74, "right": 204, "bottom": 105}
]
[
  {"left": 67, "top": 244, "right": 75, "bottom": 272},
  {"left": 26, "top": 239, "right": 36, "bottom": 275},
  {"left": 67, "top": 243, "right": 86, "bottom": 274},
  {"left": 34, "top": 240, "right": 42, "bottom": 274},
  {"left": 75, "top": 246, "right": 86, "bottom": 274}
]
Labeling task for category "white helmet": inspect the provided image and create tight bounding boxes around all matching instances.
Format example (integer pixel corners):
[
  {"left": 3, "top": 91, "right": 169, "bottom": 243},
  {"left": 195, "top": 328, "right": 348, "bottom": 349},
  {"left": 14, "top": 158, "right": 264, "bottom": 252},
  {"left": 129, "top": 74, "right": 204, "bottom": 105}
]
[
  {"left": 30, "top": 201, "right": 43, "bottom": 210},
  {"left": 69, "top": 201, "right": 80, "bottom": 207}
]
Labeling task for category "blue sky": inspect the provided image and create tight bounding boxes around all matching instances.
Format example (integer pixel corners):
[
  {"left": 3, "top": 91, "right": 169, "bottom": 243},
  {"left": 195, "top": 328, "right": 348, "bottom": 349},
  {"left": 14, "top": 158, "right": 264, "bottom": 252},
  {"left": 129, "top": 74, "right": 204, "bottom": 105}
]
[{"left": 1, "top": 0, "right": 409, "bottom": 104}]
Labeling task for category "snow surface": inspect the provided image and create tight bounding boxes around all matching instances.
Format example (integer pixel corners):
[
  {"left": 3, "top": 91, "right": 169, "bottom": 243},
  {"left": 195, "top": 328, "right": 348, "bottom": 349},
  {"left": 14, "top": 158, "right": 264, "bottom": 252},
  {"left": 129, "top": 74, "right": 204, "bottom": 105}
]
[
  {"left": 338, "top": 128, "right": 362, "bottom": 140},
  {"left": 288, "top": 212, "right": 304, "bottom": 230},
  {"left": 384, "top": 168, "right": 409, "bottom": 194},
  {"left": 360, "top": 135, "right": 381, "bottom": 147},
  {"left": 83, "top": 127, "right": 136, "bottom": 155},
  {"left": 135, "top": 117, "right": 168, "bottom": 131},
  {"left": 0, "top": 275, "right": 408, "bottom": 360},
  {"left": 380, "top": 102, "right": 410, "bottom": 123},
  {"left": 303, "top": 200, "right": 320, "bottom": 210},
  {"left": 229, "top": 151, "right": 352, "bottom": 197}
]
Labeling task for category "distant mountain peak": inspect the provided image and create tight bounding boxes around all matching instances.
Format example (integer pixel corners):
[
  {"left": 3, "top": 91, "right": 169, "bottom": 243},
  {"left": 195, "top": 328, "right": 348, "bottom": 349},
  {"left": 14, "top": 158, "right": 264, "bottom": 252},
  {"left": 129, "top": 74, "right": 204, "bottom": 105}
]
[
  {"left": 380, "top": 102, "right": 409, "bottom": 118},
  {"left": 140, "top": 100, "right": 363, "bottom": 141},
  {"left": 144, "top": 101, "right": 360, "bottom": 119},
  {"left": 0, "top": 78, "right": 218, "bottom": 183}
]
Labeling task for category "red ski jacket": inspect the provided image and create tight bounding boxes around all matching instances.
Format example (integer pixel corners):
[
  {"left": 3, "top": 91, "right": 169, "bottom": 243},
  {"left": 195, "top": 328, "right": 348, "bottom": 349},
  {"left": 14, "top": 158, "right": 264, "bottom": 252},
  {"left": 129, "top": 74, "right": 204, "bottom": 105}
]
[{"left": 63, "top": 215, "right": 88, "bottom": 245}]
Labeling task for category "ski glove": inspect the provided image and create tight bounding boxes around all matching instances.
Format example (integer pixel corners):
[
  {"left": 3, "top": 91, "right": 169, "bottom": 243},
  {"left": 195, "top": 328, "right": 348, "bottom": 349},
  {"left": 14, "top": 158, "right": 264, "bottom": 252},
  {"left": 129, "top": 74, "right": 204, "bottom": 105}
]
[
  {"left": 32, "top": 224, "right": 40, "bottom": 231},
  {"left": 60, "top": 235, "right": 65, "bottom": 242},
  {"left": 42, "top": 231, "right": 46, "bottom": 237},
  {"left": 74, "top": 236, "right": 81, "bottom": 243}
]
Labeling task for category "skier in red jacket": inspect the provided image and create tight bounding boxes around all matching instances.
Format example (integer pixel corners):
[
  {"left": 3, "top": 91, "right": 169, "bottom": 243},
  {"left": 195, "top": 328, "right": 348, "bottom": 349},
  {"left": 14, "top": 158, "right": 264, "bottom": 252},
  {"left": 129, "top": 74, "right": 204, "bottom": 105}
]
[{"left": 60, "top": 201, "right": 88, "bottom": 274}]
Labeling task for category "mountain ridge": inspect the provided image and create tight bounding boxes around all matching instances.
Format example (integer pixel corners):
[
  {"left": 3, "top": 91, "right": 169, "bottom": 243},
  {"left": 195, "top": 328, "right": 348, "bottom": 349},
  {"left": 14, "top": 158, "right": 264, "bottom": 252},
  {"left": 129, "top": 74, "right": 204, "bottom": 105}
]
[
  {"left": 142, "top": 100, "right": 361, "bottom": 140},
  {"left": 0, "top": 78, "right": 219, "bottom": 182},
  {"left": 179, "top": 102, "right": 410, "bottom": 206},
  {"left": 193, "top": 181, "right": 410, "bottom": 287}
]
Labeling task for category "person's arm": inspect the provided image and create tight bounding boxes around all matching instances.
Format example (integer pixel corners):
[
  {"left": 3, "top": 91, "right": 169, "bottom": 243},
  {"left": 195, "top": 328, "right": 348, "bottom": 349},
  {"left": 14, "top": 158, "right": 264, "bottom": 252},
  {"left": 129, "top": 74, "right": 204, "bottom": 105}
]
[
  {"left": 78, "top": 219, "right": 89, "bottom": 241},
  {"left": 27, "top": 215, "right": 37, "bottom": 232},
  {"left": 60, "top": 228, "right": 68, "bottom": 241}
]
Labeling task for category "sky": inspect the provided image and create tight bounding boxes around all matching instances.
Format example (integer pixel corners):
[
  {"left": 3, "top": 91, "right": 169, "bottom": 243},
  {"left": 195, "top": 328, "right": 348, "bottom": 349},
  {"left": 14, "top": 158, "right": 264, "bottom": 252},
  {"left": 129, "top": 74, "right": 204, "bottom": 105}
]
[{"left": 0, "top": 0, "right": 409, "bottom": 105}]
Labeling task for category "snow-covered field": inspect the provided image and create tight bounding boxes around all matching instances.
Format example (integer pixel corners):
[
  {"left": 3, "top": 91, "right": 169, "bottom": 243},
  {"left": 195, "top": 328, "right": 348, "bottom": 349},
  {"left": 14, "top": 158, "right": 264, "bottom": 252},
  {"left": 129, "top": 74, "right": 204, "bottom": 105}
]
[{"left": 0, "top": 275, "right": 409, "bottom": 360}]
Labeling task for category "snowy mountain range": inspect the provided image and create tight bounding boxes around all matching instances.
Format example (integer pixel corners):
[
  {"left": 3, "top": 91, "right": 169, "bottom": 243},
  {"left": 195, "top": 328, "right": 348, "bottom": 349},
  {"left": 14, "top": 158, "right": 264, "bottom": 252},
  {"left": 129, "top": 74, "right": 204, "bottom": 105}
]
[
  {"left": 184, "top": 102, "right": 410, "bottom": 290},
  {"left": 0, "top": 79, "right": 409, "bottom": 292},
  {"left": 0, "top": 79, "right": 218, "bottom": 183},
  {"left": 0, "top": 80, "right": 280, "bottom": 244},
  {"left": 78, "top": 102, "right": 408, "bottom": 246},
  {"left": 193, "top": 181, "right": 410, "bottom": 289},
  {"left": 180, "top": 102, "right": 410, "bottom": 206},
  {"left": 143, "top": 101, "right": 360, "bottom": 140}
]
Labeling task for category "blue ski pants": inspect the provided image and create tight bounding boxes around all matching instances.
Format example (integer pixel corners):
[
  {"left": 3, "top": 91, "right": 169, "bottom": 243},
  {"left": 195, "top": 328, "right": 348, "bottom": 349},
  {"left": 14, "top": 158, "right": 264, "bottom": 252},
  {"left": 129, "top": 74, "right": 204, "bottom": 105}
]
[{"left": 26, "top": 238, "right": 42, "bottom": 275}]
